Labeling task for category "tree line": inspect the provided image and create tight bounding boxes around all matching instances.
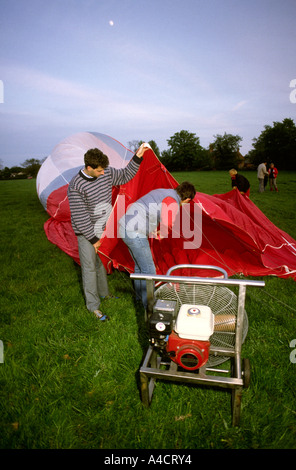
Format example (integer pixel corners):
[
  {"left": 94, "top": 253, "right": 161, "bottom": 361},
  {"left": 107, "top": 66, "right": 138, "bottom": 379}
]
[
  {"left": 130, "top": 118, "right": 296, "bottom": 172},
  {"left": 1, "top": 117, "right": 295, "bottom": 179},
  {"left": 0, "top": 158, "right": 45, "bottom": 179}
]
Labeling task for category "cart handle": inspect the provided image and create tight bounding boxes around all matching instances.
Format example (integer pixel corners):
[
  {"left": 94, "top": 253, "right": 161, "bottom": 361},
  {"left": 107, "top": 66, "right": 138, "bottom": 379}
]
[
  {"left": 130, "top": 272, "right": 265, "bottom": 288},
  {"left": 166, "top": 264, "right": 228, "bottom": 279}
]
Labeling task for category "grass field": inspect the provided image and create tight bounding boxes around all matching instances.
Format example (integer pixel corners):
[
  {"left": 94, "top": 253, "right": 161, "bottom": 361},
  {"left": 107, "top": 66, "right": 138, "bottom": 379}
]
[{"left": 0, "top": 171, "right": 296, "bottom": 450}]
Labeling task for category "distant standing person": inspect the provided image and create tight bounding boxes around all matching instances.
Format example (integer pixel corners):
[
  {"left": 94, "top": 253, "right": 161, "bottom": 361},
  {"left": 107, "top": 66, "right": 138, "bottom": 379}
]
[
  {"left": 257, "top": 162, "right": 268, "bottom": 193},
  {"left": 229, "top": 169, "right": 250, "bottom": 196},
  {"left": 268, "top": 163, "right": 278, "bottom": 192}
]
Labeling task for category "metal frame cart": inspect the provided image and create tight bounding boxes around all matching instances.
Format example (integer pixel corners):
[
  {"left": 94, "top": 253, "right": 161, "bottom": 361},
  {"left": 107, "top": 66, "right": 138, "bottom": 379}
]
[{"left": 131, "top": 265, "right": 265, "bottom": 426}]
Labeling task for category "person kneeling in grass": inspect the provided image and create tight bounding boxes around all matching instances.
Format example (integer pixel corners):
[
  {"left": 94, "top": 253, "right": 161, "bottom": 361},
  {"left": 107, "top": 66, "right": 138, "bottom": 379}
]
[{"left": 229, "top": 169, "right": 250, "bottom": 197}]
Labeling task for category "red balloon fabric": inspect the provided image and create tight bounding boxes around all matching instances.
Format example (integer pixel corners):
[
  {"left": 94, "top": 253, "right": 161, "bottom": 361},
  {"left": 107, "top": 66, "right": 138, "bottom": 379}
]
[{"left": 37, "top": 132, "right": 296, "bottom": 281}]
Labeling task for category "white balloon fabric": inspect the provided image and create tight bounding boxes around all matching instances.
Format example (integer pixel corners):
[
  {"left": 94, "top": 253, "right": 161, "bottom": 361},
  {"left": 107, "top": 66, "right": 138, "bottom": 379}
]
[{"left": 37, "top": 131, "right": 134, "bottom": 214}]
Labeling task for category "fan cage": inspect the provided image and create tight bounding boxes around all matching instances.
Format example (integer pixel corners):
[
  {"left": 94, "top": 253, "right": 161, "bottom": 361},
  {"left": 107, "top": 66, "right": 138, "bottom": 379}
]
[{"left": 154, "top": 282, "right": 248, "bottom": 367}]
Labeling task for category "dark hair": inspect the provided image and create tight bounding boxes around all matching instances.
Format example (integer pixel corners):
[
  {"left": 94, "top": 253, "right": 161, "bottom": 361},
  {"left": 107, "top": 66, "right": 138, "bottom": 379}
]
[
  {"left": 175, "top": 181, "right": 196, "bottom": 200},
  {"left": 84, "top": 148, "right": 109, "bottom": 169}
]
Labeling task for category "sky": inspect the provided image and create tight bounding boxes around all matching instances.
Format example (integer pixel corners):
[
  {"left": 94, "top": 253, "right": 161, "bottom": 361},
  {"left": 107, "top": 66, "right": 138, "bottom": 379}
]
[{"left": 0, "top": 0, "right": 296, "bottom": 168}]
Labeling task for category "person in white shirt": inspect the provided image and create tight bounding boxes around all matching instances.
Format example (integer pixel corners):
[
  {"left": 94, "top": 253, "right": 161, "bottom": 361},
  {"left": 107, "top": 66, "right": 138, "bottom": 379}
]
[{"left": 257, "top": 162, "right": 268, "bottom": 193}]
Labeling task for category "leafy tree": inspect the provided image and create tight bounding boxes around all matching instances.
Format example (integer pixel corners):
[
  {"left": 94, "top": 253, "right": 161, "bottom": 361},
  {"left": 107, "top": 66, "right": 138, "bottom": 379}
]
[
  {"left": 163, "top": 130, "right": 207, "bottom": 171},
  {"left": 210, "top": 133, "right": 242, "bottom": 170},
  {"left": 20, "top": 158, "right": 42, "bottom": 178},
  {"left": 249, "top": 118, "right": 296, "bottom": 170},
  {"left": 10, "top": 166, "right": 24, "bottom": 173},
  {"left": 196, "top": 147, "right": 215, "bottom": 170},
  {"left": 0, "top": 167, "right": 12, "bottom": 179}
]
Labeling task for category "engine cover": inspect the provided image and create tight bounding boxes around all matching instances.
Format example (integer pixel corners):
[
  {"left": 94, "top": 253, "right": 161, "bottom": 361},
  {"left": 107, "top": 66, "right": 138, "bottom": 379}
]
[
  {"left": 175, "top": 304, "right": 214, "bottom": 340},
  {"left": 166, "top": 331, "right": 210, "bottom": 370}
]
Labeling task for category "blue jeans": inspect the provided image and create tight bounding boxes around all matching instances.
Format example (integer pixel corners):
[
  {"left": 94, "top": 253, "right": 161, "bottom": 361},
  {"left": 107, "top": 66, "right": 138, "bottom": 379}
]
[{"left": 119, "top": 225, "right": 156, "bottom": 308}]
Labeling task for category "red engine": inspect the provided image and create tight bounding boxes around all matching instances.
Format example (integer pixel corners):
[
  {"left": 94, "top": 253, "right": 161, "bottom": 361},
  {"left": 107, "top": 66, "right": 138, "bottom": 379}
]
[
  {"left": 166, "top": 331, "right": 211, "bottom": 370},
  {"left": 149, "top": 301, "right": 214, "bottom": 372}
]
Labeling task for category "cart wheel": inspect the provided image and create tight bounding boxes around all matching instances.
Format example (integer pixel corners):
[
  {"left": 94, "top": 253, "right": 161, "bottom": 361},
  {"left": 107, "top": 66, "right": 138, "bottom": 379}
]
[{"left": 242, "top": 358, "right": 251, "bottom": 388}]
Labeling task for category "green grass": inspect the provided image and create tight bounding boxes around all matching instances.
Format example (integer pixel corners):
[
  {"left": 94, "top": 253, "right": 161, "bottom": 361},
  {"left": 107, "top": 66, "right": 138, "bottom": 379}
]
[{"left": 0, "top": 174, "right": 296, "bottom": 449}]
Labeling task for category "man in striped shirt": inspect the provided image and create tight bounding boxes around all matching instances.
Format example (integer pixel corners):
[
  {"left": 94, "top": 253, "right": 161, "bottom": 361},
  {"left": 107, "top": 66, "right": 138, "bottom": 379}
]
[{"left": 67, "top": 144, "right": 148, "bottom": 320}]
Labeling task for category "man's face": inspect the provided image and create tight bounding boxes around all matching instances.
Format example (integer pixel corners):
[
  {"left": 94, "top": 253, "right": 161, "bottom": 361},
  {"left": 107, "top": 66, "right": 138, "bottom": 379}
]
[{"left": 86, "top": 165, "right": 105, "bottom": 178}]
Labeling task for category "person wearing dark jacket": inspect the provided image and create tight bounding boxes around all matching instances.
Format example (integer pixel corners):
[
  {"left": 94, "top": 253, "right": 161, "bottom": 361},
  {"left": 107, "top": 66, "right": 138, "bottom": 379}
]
[{"left": 229, "top": 169, "right": 250, "bottom": 196}]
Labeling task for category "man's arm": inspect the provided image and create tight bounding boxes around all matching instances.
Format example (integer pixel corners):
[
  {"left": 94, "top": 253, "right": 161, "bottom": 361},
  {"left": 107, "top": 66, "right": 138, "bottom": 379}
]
[
  {"left": 157, "top": 197, "right": 180, "bottom": 239},
  {"left": 110, "top": 143, "right": 149, "bottom": 186}
]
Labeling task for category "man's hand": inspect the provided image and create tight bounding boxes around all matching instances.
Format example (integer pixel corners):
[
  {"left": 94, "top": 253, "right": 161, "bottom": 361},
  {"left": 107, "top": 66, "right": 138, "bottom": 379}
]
[
  {"left": 93, "top": 240, "right": 101, "bottom": 252},
  {"left": 136, "top": 142, "right": 151, "bottom": 158},
  {"left": 150, "top": 229, "right": 164, "bottom": 240}
]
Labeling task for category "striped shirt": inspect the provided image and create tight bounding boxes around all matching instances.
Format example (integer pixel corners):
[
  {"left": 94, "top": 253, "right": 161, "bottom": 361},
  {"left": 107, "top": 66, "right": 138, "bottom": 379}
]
[{"left": 67, "top": 155, "right": 142, "bottom": 244}]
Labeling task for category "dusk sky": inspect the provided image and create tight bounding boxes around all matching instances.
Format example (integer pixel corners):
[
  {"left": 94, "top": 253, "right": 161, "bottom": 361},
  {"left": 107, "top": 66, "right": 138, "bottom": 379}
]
[{"left": 1, "top": 0, "right": 296, "bottom": 167}]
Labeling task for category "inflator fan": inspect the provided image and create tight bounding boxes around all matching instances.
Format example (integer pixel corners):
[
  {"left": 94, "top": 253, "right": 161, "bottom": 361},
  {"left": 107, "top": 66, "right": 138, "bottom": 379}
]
[{"left": 132, "top": 265, "right": 265, "bottom": 426}]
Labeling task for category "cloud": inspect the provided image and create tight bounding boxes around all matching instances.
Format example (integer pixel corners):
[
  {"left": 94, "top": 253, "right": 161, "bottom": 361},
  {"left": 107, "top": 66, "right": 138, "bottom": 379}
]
[
  {"left": 2, "top": 64, "right": 99, "bottom": 101},
  {"left": 231, "top": 100, "right": 248, "bottom": 112},
  {"left": 1, "top": 63, "right": 197, "bottom": 136}
]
